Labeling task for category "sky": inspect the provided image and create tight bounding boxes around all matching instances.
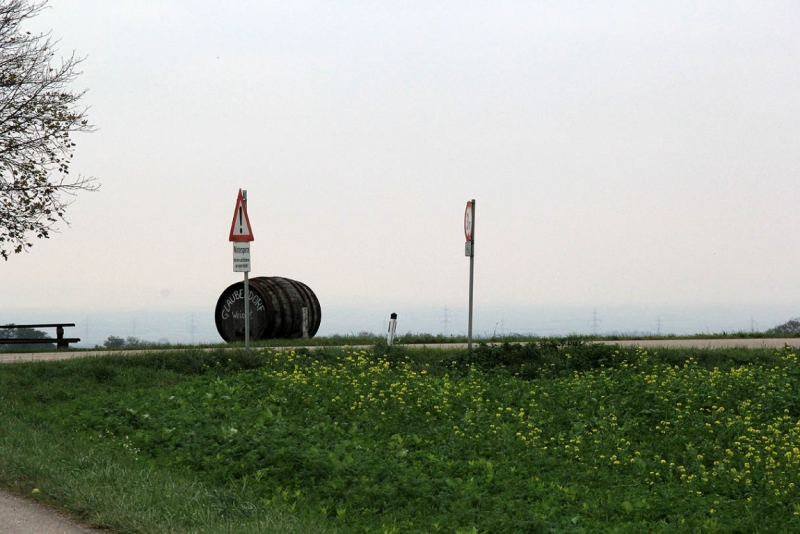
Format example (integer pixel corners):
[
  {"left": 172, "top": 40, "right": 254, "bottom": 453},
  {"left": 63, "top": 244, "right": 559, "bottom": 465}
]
[{"left": 2, "top": 1, "right": 799, "bottom": 343}]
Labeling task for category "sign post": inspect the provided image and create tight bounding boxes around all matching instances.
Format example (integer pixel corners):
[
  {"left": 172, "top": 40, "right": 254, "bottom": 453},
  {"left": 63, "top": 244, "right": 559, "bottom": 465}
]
[
  {"left": 464, "top": 199, "right": 475, "bottom": 349},
  {"left": 229, "top": 189, "right": 255, "bottom": 348}
]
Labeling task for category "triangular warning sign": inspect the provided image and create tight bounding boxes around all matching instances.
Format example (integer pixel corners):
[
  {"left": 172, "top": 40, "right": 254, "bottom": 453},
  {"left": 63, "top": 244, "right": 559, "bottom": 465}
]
[{"left": 229, "top": 189, "right": 254, "bottom": 242}]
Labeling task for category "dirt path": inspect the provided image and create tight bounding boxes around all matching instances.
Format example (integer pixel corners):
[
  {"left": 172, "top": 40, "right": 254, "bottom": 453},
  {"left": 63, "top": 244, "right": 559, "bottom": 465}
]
[{"left": 0, "top": 489, "right": 102, "bottom": 534}]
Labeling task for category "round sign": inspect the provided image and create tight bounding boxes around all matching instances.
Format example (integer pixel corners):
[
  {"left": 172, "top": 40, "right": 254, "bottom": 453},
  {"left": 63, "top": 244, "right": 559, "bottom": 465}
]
[{"left": 464, "top": 201, "right": 473, "bottom": 242}]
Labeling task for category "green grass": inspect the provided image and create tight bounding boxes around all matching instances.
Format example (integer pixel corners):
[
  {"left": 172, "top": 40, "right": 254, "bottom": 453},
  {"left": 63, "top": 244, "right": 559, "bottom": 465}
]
[
  {"left": 0, "top": 414, "right": 327, "bottom": 534},
  {"left": 2, "top": 341, "right": 800, "bottom": 532},
  {"left": 0, "top": 350, "right": 331, "bottom": 534}
]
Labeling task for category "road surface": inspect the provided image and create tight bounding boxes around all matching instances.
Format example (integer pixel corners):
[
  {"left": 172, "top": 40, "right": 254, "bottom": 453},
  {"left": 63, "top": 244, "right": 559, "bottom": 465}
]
[
  {"left": 2, "top": 338, "right": 800, "bottom": 364},
  {"left": 0, "top": 490, "right": 102, "bottom": 534}
]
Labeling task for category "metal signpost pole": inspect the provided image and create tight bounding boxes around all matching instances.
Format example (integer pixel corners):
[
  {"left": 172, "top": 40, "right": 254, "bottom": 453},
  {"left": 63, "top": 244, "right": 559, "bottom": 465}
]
[
  {"left": 243, "top": 190, "right": 250, "bottom": 350},
  {"left": 230, "top": 188, "right": 254, "bottom": 348},
  {"left": 466, "top": 199, "right": 475, "bottom": 350}
]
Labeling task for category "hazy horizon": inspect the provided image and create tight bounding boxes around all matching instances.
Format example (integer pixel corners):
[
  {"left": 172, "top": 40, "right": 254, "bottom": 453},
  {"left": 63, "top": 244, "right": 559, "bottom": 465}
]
[
  {"left": 2, "top": 2, "right": 799, "bottom": 335},
  {"left": 2, "top": 301, "right": 796, "bottom": 348}
]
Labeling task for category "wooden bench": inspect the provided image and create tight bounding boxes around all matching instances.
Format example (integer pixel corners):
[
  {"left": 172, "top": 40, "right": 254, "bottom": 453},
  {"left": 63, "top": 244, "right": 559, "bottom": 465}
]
[{"left": 0, "top": 323, "right": 81, "bottom": 350}]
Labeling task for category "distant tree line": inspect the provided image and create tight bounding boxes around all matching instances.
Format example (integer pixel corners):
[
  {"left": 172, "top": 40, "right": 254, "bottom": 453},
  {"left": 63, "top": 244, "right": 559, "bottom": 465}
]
[
  {"left": 0, "top": 325, "right": 53, "bottom": 350},
  {"left": 102, "top": 336, "right": 170, "bottom": 349},
  {"left": 767, "top": 318, "right": 800, "bottom": 335}
]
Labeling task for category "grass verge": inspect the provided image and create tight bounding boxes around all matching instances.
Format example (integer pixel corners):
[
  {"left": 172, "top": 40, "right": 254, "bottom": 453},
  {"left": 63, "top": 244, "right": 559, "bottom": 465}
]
[
  {"left": 0, "top": 350, "right": 330, "bottom": 534},
  {"left": 3, "top": 342, "right": 800, "bottom": 532}
]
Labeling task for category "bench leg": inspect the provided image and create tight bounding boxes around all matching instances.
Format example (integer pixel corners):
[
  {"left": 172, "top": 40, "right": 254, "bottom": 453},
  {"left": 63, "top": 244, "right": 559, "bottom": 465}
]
[{"left": 57, "top": 326, "right": 66, "bottom": 349}]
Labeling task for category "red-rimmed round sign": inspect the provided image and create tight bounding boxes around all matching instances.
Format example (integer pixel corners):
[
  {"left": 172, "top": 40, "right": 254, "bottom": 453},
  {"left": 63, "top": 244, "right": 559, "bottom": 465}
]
[{"left": 464, "top": 201, "right": 474, "bottom": 242}]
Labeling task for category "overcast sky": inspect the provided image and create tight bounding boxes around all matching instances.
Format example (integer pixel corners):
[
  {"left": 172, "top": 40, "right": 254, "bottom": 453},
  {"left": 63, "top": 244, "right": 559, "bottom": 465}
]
[{"left": 2, "top": 1, "right": 799, "bottom": 339}]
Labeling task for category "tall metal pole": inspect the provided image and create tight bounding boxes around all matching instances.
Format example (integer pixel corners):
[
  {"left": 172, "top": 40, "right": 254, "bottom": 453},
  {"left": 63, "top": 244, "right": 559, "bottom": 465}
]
[
  {"left": 243, "top": 190, "right": 250, "bottom": 350},
  {"left": 468, "top": 199, "right": 475, "bottom": 350}
]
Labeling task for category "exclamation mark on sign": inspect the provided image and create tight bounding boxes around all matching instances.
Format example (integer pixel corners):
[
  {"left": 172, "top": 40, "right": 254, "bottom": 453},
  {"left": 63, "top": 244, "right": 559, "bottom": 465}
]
[{"left": 239, "top": 206, "right": 243, "bottom": 234}]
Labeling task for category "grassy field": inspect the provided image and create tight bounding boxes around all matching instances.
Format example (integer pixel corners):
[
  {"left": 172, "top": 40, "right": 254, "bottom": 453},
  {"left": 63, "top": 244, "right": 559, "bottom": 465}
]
[{"left": 2, "top": 340, "right": 800, "bottom": 532}]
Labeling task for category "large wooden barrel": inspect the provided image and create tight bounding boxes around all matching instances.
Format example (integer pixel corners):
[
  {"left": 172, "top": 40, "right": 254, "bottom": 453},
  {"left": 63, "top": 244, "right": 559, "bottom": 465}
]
[{"left": 214, "top": 276, "right": 321, "bottom": 342}]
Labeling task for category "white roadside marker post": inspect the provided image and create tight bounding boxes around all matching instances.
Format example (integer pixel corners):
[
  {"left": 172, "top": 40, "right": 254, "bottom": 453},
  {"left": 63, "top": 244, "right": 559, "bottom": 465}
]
[
  {"left": 464, "top": 199, "right": 475, "bottom": 349},
  {"left": 387, "top": 313, "right": 398, "bottom": 346},
  {"left": 229, "top": 188, "right": 255, "bottom": 349}
]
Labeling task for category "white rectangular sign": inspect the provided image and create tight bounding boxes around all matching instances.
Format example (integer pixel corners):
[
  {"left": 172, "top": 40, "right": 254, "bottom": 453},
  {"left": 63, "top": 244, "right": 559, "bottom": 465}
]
[{"left": 233, "top": 242, "right": 251, "bottom": 272}]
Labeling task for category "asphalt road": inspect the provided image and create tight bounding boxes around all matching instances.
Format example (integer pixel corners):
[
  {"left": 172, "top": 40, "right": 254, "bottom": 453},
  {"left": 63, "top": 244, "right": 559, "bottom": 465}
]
[
  {"left": 597, "top": 338, "right": 800, "bottom": 349},
  {"left": 0, "top": 490, "right": 101, "bottom": 534},
  {"left": 2, "top": 338, "right": 800, "bottom": 364}
]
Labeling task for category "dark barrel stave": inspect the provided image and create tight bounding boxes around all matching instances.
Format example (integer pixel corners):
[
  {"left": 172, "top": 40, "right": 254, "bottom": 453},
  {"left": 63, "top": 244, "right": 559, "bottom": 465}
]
[{"left": 214, "top": 276, "right": 322, "bottom": 342}]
